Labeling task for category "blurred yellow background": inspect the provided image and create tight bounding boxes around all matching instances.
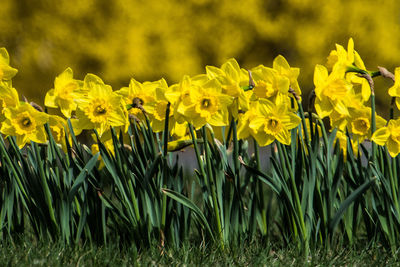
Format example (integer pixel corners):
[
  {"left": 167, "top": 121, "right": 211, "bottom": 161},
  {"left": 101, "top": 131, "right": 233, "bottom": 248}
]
[{"left": 1, "top": 0, "right": 399, "bottom": 114}]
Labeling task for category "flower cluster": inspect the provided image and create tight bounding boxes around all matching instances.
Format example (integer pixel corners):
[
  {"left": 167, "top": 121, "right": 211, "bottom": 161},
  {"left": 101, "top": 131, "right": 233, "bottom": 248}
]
[
  {"left": 314, "top": 38, "right": 387, "bottom": 155},
  {"left": 0, "top": 48, "right": 302, "bottom": 152},
  {"left": 1, "top": 38, "right": 400, "bottom": 158}
]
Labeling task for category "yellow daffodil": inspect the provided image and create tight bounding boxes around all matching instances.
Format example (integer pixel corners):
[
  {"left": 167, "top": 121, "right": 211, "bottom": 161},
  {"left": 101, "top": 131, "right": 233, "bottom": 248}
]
[
  {"left": 314, "top": 64, "right": 352, "bottom": 118},
  {"left": 237, "top": 100, "right": 259, "bottom": 140},
  {"left": 327, "top": 38, "right": 365, "bottom": 72},
  {"left": 250, "top": 66, "right": 290, "bottom": 100},
  {"left": 272, "top": 55, "right": 301, "bottom": 96},
  {"left": 372, "top": 118, "right": 400, "bottom": 157},
  {"left": 0, "top": 102, "right": 48, "bottom": 148},
  {"left": 44, "top": 68, "right": 84, "bottom": 118},
  {"left": 149, "top": 85, "right": 177, "bottom": 133},
  {"left": 388, "top": 67, "right": 400, "bottom": 110},
  {"left": 166, "top": 75, "right": 233, "bottom": 129},
  {"left": 0, "top": 81, "right": 20, "bottom": 118},
  {"left": 329, "top": 38, "right": 355, "bottom": 69},
  {"left": 72, "top": 74, "right": 127, "bottom": 136},
  {"left": 326, "top": 38, "right": 370, "bottom": 102},
  {"left": 329, "top": 92, "right": 366, "bottom": 132},
  {"left": 48, "top": 114, "right": 70, "bottom": 151},
  {"left": 346, "top": 106, "right": 386, "bottom": 144},
  {"left": 116, "top": 78, "right": 164, "bottom": 120},
  {"left": 206, "top": 58, "right": 250, "bottom": 115},
  {"left": 248, "top": 99, "right": 301, "bottom": 146},
  {"left": 0, "top": 48, "right": 18, "bottom": 82}
]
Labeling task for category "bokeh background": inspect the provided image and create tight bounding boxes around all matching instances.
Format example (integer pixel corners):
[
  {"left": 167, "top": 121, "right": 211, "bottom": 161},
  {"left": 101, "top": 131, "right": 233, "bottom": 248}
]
[{"left": 1, "top": 0, "right": 400, "bottom": 114}]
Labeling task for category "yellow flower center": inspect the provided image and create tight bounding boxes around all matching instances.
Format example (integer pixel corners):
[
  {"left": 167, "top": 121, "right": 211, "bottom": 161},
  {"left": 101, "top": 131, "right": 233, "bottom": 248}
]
[
  {"left": 202, "top": 98, "right": 211, "bottom": 108},
  {"left": 14, "top": 111, "right": 36, "bottom": 134},
  {"left": 254, "top": 81, "right": 276, "bottom": 98},
  {"left": 352, "top": 118, "right": 370, "bottom": 135},
  {"left": 197, "top": 96, "right": 218, "bottom": 118},
  {"left": 96, "top": 106, "right": 107, "bottom": 114},
  {"left": 86, "top": 98, "right": 112, "bottom": 123},
  {"left": 264, "top": 117, "right": 282, "bottom": 135}
]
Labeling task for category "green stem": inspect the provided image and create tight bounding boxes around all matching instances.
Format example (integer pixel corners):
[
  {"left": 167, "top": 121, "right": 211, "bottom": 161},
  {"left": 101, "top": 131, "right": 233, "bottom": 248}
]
[
  {"left": 254, "top": 139, "right": 267, "bottom": 235},
  {"left": 279, "top": 142, "right": 308, "bottom": 247},
  {"left": 188, "top": 124, "right": 208, "bottom": 187},
  {"left": 161, "top": 103, "right": 171, "bottom": 231},
  {"left": 371, "top": 93, "right": 377, "bottom": 162},
  {"left": 34, "top": 142, "right": 57, "bottom": 230},
  {"left": 0, "top": 136, "right": 28, "bottom": 199},
  {"left": 231, "top": 119, "right": 240, "bottom": 187},
  {"left": 144, "top": 113, "right": 157, "bottom": 157},
  {"left": 128, "top": 180, "right": 140, "bottom": 223},
  {"left": 386, "top": 152, "right": 400, "bottom": 217},
  {"left": 202, "top": 126, "right": 224, "bottom": 248},
  {"left": 290, "top": 88, "right": 310, "bottom": 152}
]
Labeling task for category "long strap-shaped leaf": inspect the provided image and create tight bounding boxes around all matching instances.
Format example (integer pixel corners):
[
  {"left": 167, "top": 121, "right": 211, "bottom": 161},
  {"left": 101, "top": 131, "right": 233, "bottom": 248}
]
[
  {"left": 162, "top": 188, "right": 214, "bottom": 241},
  {"left": 329, "top": 178, "right": 376, "bottom": 233}
]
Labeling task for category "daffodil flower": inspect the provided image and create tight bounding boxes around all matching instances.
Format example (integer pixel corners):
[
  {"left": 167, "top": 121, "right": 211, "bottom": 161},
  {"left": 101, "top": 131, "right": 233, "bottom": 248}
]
[
  {"left": 1, "top": 102, "right": 48, "bottom": 148},
  {"left": 0, "top": 48, "right": 18, "bottom": 82},
  {"left": 250, "top": 66, "right": 290, "bottom": 100},
  {"left": 347, "top": 106, "right": 386, "bottom": 144},
  {"left": 388, "top": 67, "right": 400, "bottom": 110},
  {"left": 206, "top": 58, "right": 250, "bottom": 115},
  {"left": 372, "top": 118, "right": 400, "bottom": 157},
  {"left": 313, "top": 64, "right": 352, "bottom": 118},
  {"left": 72, "top": 74, "right": 127, "bottom": 136},
  {"left": 249, "top": 99, "right": 301, "bottom": 146},
  {"left": 48, "top": 114, "right": 70, "bottom": 151},
  {"left": 326, "top": 38, "right": 370, "bottom": 102},
  {"left": 166, "top": 75, "right": 233, "bottom": 129},
  {"left": 0, "top": 81, "right": 20, "bottom": 119},
  {"left": 272, "top": 55, "right": 301, "bottom": 96},
  {"left": 44, "top": 68, "right": 84, "bottom": 118}
]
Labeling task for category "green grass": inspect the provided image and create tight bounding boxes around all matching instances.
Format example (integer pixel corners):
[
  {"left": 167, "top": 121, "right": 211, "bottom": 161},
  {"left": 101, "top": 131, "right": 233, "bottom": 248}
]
[{"left": 1, "top": 237, "right": 399, "bottom": 266}]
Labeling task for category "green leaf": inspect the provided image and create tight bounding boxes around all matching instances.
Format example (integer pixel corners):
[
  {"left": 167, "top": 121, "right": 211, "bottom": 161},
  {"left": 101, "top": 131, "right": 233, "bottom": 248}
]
[
  {"left": 329, "top": 178, "right": 376, "bottom": 232},
  {"left": 162, "top": 188, "right": 214, "bottom": 240},
  {"left": 68, "top": 153, "right": 99, "bottom": 201}
]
